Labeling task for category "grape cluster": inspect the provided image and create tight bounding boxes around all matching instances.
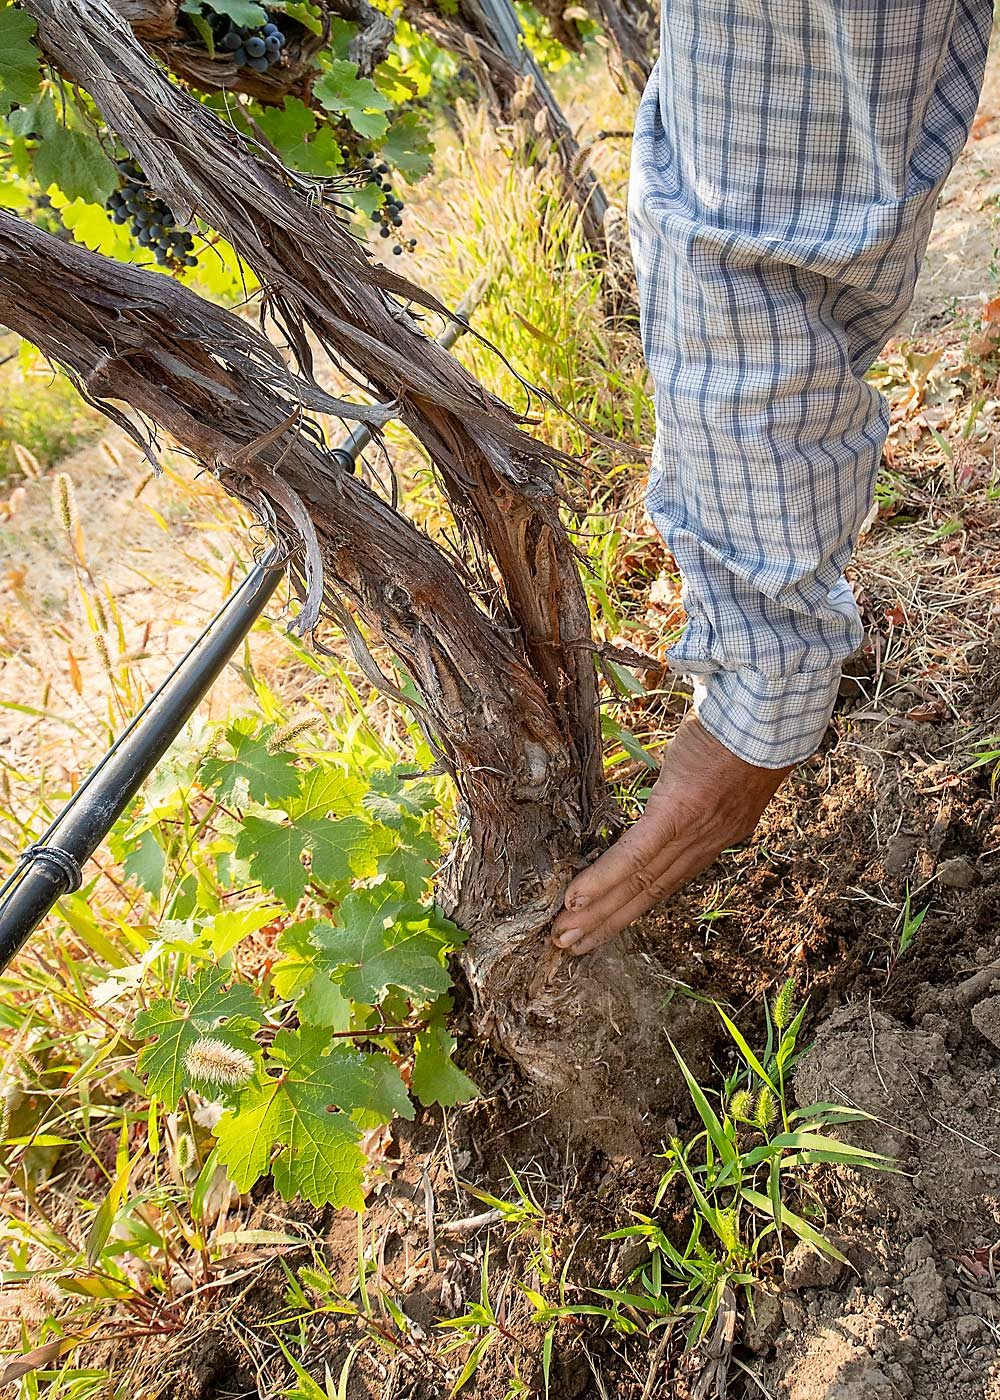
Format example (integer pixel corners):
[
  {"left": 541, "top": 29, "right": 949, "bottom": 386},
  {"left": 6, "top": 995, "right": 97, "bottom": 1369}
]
[
  {"left": 216, "top": 16, "right": 286, "bottom": 74},
  {"left": 106, "top": 160, "right": 197, "bottom": 271},
  {"left": 363, "top": 153, "right": 417, "bottom": 257}
]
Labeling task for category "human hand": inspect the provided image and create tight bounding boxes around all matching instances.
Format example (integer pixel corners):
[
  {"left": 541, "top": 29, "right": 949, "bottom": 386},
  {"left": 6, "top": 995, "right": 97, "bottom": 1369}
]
[{"left": 552, "top": 714, "right": 794, "bottom": 955}]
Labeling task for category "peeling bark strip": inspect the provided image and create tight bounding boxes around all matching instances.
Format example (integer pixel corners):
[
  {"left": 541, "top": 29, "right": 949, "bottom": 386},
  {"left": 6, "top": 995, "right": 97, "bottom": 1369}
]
[{"left": 24, "top": 0, "right": 603, "bottom": 833}]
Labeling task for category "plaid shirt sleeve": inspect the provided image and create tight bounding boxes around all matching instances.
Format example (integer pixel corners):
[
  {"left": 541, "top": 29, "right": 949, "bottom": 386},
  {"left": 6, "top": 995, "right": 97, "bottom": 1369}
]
[{"left": 629, "top": 0, "right": 991, "bottom": 768}]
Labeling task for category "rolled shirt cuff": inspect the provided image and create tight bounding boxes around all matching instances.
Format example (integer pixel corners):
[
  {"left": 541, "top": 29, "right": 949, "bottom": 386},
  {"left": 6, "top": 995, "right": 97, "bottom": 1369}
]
[{"left": 682, "top": 665, "right": 842, "bottom": 769}]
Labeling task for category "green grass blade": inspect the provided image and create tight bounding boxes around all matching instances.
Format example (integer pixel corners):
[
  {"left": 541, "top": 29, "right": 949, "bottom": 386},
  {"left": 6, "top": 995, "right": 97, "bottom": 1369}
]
[{"left": 669, "top": 1039, "right": 736, "bottom": 1166}]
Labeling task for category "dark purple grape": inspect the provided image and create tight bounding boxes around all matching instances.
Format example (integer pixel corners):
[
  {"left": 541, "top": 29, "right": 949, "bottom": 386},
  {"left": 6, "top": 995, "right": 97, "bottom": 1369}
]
[
  {"left": 247, "top": 54, "right": 268, "bottom": 71},
  {"left": 264, "top": 34, "right": 281, "bottom": 54},
  {"left": 392, "top": 244, "right": 402, "bottom": 255},
  {"left": 232, "top": 45, "right": 246, "bottom": 63},
  {"left": 221, "top": 30, "right": 242, "bottom": 50},
  {"left": 379, "top": 227, "right": 390, "bottom": 238},
  {"left": 262, "top": 21, "right": 278, "bottom": 35},
  {"left": 245, "top": 35, "right": 265, "bottom": 56}
]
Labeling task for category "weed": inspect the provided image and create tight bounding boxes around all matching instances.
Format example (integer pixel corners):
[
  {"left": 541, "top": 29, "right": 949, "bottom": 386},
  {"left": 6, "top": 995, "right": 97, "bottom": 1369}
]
[
  {"left": 592, "top": 984, "right": 894, "bottom": 1347},
  {"left": 891, "top": 883, "right": 931, "bottom": 974}
]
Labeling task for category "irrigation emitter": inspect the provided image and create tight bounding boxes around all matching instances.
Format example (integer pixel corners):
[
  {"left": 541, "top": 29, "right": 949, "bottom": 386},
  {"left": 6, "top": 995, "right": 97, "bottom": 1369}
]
[{"left": 0, "top": 300, "right": 476, "bottom": 972}]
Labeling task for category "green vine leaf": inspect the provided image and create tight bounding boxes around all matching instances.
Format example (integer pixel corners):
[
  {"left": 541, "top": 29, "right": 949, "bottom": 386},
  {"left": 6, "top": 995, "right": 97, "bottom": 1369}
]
[
  {"left": 235, "top": 815, "right": 310, "bottom": 908},
  {"left": 274, "top": 0, "right": 323, "bottom": 35},
  {"left": 271, "top": 922, "right": 352, "bottom": 1029},
  {"left": 182, "top": 0, "right": 267, "bottom": 30},
  {"left": 134, "top": 968, "right": 264, "bottom": 1110},
  {"left": 314, "top": 59, "right": 392, "bottom": 141},
  {"left": 412, "top": 1021, "right": 478, "bottom": 1107},
  {"left": 311, "top": 886, "right": 456, "bottom": 1003},
  {"left": 34, "top": 127, "right": 117, "bottom": 204},
  {"left": 253, "top": 99, "right": 344, "bottom": 178},
  {"left": 0, "top": 3, "right": 42, "bottom": 117},
  {"left": 122, "top": 827, "right": 165, "bottom": 898},
  {"left": 201, "top": 721, "right": 301, "bottom": 805},
  {"left": 213, "top": 1026, "right": 395, "bottom": 1207},
  {"left": 234, "top": 813, "right": 379, "bottom": 908},
  {"left": 379, "top": 112, "right": 435, "bottom": 182}
]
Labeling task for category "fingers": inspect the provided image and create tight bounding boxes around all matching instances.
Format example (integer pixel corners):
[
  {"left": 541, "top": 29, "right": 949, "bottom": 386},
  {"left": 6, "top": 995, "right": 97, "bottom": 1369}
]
[
  {"left": 559, "top": 791, "right": 681, "bottom": 917},
  {"left": 553, "top": 798, "right": 695, "bottom": 950},
  {"left": 556, "top": 836, "right": 721, "bottom": 955}
]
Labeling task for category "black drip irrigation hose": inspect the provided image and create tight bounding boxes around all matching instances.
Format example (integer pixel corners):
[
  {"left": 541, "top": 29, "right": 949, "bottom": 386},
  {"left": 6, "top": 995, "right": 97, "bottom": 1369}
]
[
  {"left": 0, "top": 548, "right": 286, "bottom": 970},
  {"left": 0, "top": 290, "right": 481, "bottom": 972}
]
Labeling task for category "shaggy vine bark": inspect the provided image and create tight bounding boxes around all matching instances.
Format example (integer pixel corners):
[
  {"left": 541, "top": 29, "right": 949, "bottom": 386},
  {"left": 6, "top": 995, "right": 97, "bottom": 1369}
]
[{"left": 5, "top": 0, "right": 700, "bottom": 1137}]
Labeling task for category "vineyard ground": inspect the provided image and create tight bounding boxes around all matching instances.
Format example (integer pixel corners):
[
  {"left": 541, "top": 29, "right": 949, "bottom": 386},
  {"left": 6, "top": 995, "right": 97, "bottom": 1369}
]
[{"left": 3, "top": 44, "right": 1000, "bottom": 1400}]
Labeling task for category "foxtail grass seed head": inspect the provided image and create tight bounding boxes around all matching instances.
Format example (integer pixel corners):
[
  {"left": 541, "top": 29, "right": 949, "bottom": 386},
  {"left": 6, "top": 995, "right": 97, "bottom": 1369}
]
[
  {"left": 772, "top": 978, "right": 796, "bottom": 1033},
  {"left": 16, "top": 1049, "right": 43, "bottom": 1081},
  {"left": 16, "top": 1277, "right": 64, "bottom": 1324},
  {"left": 173, "top": 1131, "right": 195, "bottom": 1173},
  {"left": 754, "top": 1085, "right": 778, "bottom": 1132},
  {"left": 184, "top": 1037, "right": 255, "bottom": 1089},
  {"left": 299, "top": 1266, "right": 330, "bottom": 1299},
  {"left": 52, "top": 472, "right": 78, "bottom": 537},
  {"left": 266, "top": 715, "right": 320, "bottom": 753},
  {"left": 0, "top": 1085, "right": 12, "bottom": 1142},
  {"left": 99, "top": 440, "right": 123, "bottom": 471},
  {"left": 90, "top": 590, "right": 109, "bottom": 634},
  {"left": 12, "top": 442, "right": 41, "bottom": 479},
  {"left": 92, "top": 630, "right": 113, "bottom": 676},
  {"left": 728, "top": 1089, "right": 753, "bottom": 1123}
]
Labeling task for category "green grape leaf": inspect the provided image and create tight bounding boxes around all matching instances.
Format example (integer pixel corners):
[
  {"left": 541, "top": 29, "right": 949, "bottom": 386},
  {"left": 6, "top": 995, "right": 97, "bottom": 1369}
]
[
  {"left": 377, "top": 817, "right": 440, "bottom": 898},
  {"left": 300, "top": 815, "right": 382, "bottom": 887},
  {"left": 379, "top": 112, "right": 435, "bottom": 182},
  {"left": 187, "top": 10, "right": 216, "bottom": 52},
  {"left": 183, "top": 0, "right": 267, "bottom": 28},
  {"left": 201, "top": 721, "right": 301, "bottom": 805},
  {"left": 298, "top": 971, "right": 352, "bottom": 1029},
  {"left": 56, "top": 196, "right": 134, "bottom": 259},
  {"left": 362, "top": 773, "right": 435, "bottom": 825},
  {"left": 213, "top": 1027, "right": 372, "bottom": 1207},
  {"left": 235, "top": 815, "right": 310, "bottom": 909},
  {"left": 271, "top": 922, "right": 353, "bottom": 1029},
  {"left": 271, "top": 920, "right": 321, "bottom": 999},
  {"left": 289, "top": 766, "right": 366, "bottom": 821},
  {"left": 134, "top": 968, "right": 264, "bottom": 1110},
  {"left": 336, "top": 1050, "right": 413, "bottom": 1130},
  {"left": 314, "top": 59, "right": 391, "bottom": 141},
  {"left": 275, "top": 0, "right": 324, "bottom": 35},
  {"left": 34, "top": 127, "right": 118, "bottom": 205},
  {"left": 253, "top": 99, "right": 344, "bottom": 178},
  {"left": 235, "top": 812, "right": 381, "bottom": 908},
  {"left": 313, "top": 887, "right": 454, "bottom": 1003},
  {"left": 411, "top": 1022, "right": 477, "bottom": 1107},
  {"left": 0, "top": 3, "right": 42, "bottom": 117},
  {"left": 123, "top": 827, "right": 165, "bottom": 898},
  {"left": 7, "top": 91, "right": 56, "bottom": 142}
]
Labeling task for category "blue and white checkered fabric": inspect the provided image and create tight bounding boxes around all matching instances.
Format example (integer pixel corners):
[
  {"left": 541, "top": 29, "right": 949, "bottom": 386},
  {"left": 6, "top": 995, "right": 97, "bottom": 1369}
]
[{"left": 629, "top": 0, "right": 992, "bottom": 767}]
